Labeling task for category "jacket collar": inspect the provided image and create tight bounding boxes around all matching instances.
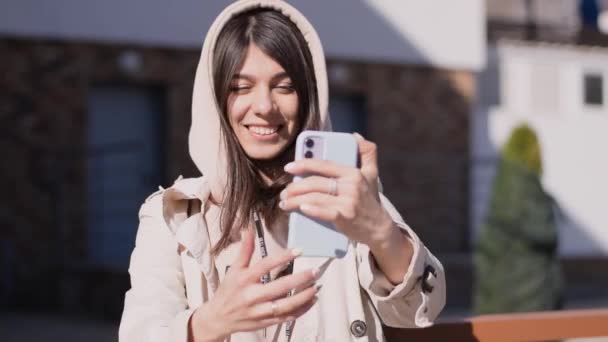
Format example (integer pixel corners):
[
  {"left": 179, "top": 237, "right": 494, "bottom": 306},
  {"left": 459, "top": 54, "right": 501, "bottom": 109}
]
[{"left": 162, "top": 176, "right": 219, "bottom": 290}]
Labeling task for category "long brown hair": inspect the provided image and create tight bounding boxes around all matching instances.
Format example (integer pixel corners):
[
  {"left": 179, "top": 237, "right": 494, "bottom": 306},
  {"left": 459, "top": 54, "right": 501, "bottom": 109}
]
[{"left": 211, "top": 8, "right": 320, "bottom": 255}]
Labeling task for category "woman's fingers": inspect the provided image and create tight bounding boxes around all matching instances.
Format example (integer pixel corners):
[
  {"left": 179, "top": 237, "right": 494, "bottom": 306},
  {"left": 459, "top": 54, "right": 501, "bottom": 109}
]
[
  {"left": 270, "top": 285, "right": 318, "bottom": 318},
  {"left": 248, "top": 248, "right": 302, "bottom": 282},
  {"left": 278, "top": 296, "right": 318, "bottom": 322},
  {"left": 299, "top": 203, "right": 341, "bottom": 223},
  {"left": 239, "top": 296, "right": 317, "bottom": 332},
  {"left": 353, "top": 133, "right": 379, "bottom": 182},
  {"left": 249, "top": 282, "right": 319, "bottom": 320},
  {"left": 254, "top": 269, "right": 318, "bottom": 303},
  {"left": 281, "top": 175, "right": 356, "bottom": 199},
  {"left": 280, "top": 192, "right": 342, "bottom": 212},
  {"left": 233, "top": 229, "right": 255, "bottom": 269},
  {"left": 281, "top": 175, "right": 330, "bottom": 198},
  {"left": 284, "top": 158, "right": 354, "bottom": 179}
]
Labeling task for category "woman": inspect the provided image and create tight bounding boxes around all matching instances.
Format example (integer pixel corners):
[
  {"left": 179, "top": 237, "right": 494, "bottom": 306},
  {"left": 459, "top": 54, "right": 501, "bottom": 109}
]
[{"left": 119, "top": 1, "right": 445, "bottom": 341}]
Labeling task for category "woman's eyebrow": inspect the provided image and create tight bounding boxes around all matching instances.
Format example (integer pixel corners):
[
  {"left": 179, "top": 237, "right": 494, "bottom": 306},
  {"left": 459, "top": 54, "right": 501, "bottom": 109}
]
[
  {"left": 232, "top": 72, "right": 290, "bottom": 81},
  {"left": 271, "top": 72, "right": 290, "bottom": 81},
  {"left": 233, "top": 73, "right": 254, "bottom": 81}
]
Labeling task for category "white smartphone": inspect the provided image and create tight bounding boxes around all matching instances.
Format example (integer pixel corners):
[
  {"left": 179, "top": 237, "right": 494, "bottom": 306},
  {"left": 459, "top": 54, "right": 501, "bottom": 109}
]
[{"left": 287, "top": 130, "right": 358, "bottom": 258}]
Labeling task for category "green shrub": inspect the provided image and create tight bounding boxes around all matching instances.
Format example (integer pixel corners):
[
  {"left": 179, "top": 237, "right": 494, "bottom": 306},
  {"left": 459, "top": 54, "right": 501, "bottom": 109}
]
[
  {"left": 502, "top": 124, "right": 543, "bottom": 176},
  {"left": 473, "top": 124, "right": 563, "bottom": 314}
]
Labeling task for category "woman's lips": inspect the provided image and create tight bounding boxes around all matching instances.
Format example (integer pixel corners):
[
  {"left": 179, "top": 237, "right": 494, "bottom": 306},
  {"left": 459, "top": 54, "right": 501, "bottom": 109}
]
[
  {"left": 245, "top": 124, "right": 283, "bottom": 141},
  {"left": 248, "top": 125, "right": 279, "bottom": 135}
]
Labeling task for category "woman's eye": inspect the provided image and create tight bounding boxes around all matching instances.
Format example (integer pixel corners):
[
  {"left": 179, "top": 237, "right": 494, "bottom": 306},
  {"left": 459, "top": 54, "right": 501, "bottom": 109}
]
[
  {"left": 275, "top": 84, "right": 295, "bottom": 93},
  {"left": 230, "top": 85, "right": 250, "bottom": 93}
]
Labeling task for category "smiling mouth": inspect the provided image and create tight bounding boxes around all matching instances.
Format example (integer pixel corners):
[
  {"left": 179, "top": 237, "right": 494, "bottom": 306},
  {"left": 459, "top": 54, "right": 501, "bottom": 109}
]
[{"left": 246, "top": 125, "right": 283, "bottom": 136}]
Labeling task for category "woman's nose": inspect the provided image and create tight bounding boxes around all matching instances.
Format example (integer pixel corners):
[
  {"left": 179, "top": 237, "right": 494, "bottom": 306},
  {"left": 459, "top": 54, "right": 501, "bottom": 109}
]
[{"left": 253, "top": 88, "right": 273, "bottom": 115}]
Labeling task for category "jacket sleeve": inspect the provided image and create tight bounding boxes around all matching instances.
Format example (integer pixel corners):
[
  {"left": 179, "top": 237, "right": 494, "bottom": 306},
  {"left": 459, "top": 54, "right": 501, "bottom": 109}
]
[
  {"left": 357, "top": 193, "right": 446, "bottom": 328},
  {"left": 119, "top": 193, "right": 195, "bottom": 342}
]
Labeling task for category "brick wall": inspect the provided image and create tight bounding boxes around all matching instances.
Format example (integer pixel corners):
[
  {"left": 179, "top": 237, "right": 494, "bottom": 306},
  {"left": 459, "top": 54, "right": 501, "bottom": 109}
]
[
  {"left": 0, "top": 37, "right": 473, "bottom": 318},
  {"left": 327, "top": 61, "right": 474, "bottom": 254},
  {"left": 0, "top": 37, "right": 200, "bottom": 317}
]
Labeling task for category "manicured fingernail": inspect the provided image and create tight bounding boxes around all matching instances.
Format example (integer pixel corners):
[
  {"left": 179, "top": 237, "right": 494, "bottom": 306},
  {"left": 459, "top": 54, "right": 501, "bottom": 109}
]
[
  {"left": 291, "top": 248, "right": 302, "bottom": 257},
  {"left": 312, "top": 267, "right": 320, "bottom": 278},
  {"left": 279, "top": 200, "right": 286, "bottom": 210},
  {"left": 315, "top": 283, "right": 323, "bottom": 292},
  {"left": 280, "top": 189, "right": 287, "bottom": 200},
  {"left": 284, "top": 162, "right": 295, "bottom": 172}
]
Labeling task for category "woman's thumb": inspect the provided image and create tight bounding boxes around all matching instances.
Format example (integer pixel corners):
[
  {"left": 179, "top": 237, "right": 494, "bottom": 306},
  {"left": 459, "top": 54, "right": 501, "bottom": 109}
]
[{"left": 353, "top": 133, "right": 378, "bottom": 178}]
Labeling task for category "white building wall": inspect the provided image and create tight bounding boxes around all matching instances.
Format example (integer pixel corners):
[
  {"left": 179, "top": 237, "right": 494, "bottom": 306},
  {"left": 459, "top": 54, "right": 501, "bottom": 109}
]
[
  {"left": 473, "top": 41, "right": 608, "bottom": 256},
  {"left": 0, "top": 0, "right": 486, "bottom": 71}
]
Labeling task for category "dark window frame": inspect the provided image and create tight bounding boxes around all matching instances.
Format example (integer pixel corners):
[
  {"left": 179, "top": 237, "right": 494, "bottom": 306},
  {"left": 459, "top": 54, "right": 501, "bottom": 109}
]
[{"left": 583, "top": 72, "right": 604, "bottom": 107}]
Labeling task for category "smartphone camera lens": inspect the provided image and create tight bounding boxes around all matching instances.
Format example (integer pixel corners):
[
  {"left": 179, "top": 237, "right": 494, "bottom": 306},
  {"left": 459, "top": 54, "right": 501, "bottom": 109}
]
[
  {"left": 305, "top": 138, "right": 315, "bottom": 148},
  {"left": 304, "top": 150, "right": 313, "bottom": 159}
]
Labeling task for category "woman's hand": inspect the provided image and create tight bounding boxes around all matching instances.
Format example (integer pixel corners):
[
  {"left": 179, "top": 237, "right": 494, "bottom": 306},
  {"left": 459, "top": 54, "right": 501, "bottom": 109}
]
[
  {"left": 279, "top": 133, "right": 394, "bottom": 249},
  {"left": 280, "top": 133, "right": 413, "bottom": 285},
  {"left": 189, "top": 230, "right": 320, "bottom": 342}
]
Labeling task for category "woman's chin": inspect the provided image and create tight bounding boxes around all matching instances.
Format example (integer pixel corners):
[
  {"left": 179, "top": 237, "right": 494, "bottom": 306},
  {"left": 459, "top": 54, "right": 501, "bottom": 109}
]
[{"left": 245, "top": 146, "right": 288, "bottom": 161}]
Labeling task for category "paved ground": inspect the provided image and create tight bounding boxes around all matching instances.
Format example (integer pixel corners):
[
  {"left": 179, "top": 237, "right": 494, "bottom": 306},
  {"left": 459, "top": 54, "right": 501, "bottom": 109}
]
[{"left": 0, "top": 312, "right": 117, "bottom": 342}]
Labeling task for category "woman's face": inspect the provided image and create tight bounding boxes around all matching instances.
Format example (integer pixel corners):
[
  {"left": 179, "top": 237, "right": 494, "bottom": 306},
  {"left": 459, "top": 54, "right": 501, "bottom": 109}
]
[{"left": 227, "top": 43, "right": 300, "bottom": 160}]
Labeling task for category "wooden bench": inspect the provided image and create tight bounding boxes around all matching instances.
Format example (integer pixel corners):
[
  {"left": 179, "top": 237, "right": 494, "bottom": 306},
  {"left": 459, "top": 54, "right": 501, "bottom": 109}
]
[{"left": 385, "top": 309, "right": 608, "bottom": 341}]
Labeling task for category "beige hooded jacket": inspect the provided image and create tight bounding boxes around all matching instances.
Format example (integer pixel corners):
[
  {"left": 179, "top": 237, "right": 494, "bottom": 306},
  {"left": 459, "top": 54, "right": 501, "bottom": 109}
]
[{"left": 118, "top": 1, "right": 446, "bottom": 341}]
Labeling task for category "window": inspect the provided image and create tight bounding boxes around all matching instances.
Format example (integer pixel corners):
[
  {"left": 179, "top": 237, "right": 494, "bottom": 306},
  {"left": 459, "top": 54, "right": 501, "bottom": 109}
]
[
  {"left": 583, "top": 73, "right": 603, "bottom": 106},
  {"left": 87, "top": 85, "right": 165, "bottom": 270},
  {"left": 328, "top": 94, "right": 367, "bottom": 135}
]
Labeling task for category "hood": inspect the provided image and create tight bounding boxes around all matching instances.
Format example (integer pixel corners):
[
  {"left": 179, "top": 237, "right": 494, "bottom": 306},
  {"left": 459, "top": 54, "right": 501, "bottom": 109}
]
[{"left": 189, "top": 0, "right": 331, "bottom": 200}]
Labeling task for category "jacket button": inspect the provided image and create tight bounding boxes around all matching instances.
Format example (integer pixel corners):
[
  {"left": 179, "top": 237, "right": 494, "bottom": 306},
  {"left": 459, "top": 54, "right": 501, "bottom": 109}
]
[{"left": 350, "top": 320, "right": 367, "bottom": 338}]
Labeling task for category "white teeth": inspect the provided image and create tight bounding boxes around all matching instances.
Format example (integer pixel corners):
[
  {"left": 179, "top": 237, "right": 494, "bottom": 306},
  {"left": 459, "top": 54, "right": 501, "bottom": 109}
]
[{"left": 249, "top": 126, "right": 278, "bottom": 135}]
